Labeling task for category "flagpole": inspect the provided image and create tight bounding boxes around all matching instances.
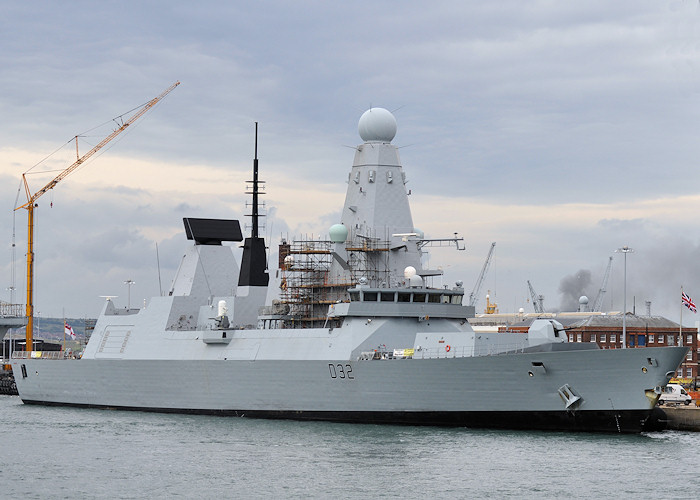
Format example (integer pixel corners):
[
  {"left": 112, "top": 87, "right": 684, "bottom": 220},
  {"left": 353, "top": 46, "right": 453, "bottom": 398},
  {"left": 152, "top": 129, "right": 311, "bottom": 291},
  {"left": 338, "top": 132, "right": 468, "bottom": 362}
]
[{"left": 680, "top": 286, "right": 683, "bottom": 343}]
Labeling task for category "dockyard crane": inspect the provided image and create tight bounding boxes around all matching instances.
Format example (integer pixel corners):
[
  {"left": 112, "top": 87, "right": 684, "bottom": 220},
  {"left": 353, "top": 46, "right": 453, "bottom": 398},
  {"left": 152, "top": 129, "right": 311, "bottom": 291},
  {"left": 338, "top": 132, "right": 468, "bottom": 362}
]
[
  {"left": 592, "top": 256, "right": 613, "bottom": 313},
  {"left": 527, "top": 280, "right": 545, "bottom": 313},
  {"left": 15, "top": 82, "right": 180, "bottom": 352},
  {"left": 469, "top": 242, "right": 496, "bottom": 308}
]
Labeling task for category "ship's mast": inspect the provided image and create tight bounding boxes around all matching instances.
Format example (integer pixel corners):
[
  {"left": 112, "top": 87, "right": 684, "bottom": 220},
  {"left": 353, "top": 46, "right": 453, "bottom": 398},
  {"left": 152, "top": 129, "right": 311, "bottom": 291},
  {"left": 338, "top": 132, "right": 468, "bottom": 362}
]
[
  {"left": 252, "top": 122, "right": 260, "bottom": 239},
  {"left": 238, "top": 122, "right": 269, "bottom": 287}
]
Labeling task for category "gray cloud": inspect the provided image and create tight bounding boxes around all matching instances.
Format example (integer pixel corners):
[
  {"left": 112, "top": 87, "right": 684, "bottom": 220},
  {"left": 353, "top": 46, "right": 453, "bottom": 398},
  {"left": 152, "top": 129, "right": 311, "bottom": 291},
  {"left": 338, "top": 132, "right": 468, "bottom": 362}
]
[{"left": 3, "top": 1, "right": 700, "bottom": 323}]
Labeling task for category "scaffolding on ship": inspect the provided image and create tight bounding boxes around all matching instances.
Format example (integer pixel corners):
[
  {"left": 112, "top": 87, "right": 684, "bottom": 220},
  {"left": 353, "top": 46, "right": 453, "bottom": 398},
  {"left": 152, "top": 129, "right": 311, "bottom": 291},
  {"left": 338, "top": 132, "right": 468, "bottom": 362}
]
[{"left": 277, "top": 229, "right": 391, "bottom": 326}]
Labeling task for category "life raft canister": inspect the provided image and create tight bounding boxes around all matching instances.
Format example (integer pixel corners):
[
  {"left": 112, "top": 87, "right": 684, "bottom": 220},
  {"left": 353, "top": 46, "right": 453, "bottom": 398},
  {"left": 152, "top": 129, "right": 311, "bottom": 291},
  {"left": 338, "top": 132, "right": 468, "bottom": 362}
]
[{"left": 445, "top": 345, "right": 451, "bottom": 352}]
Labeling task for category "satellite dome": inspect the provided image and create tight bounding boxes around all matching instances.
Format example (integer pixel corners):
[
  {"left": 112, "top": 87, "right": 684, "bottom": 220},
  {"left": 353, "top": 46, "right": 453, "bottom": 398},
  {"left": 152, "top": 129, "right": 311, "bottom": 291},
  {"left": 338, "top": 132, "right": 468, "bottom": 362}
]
[
  {"left": 579, "top": 296, "right": 589, "bottom": 305},
  {"left": 404, "top": 266, "right": 417, "bottom": 279},
  {"left": 408, "top": 275, "right": 424, "bottom": 288},
  {"left": 329, "top": 223, "right": 348, "bottom": 243},
  {"left": 358, "top": 107, "right": 397, "bottom": 143}
]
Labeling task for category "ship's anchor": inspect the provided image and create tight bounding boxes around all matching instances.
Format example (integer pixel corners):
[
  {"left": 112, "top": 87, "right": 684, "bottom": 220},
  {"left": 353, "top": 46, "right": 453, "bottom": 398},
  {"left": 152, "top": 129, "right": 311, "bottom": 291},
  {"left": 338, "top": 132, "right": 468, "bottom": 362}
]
[{"left": 609, "top": 398, "right": 621, "bottom": 433}]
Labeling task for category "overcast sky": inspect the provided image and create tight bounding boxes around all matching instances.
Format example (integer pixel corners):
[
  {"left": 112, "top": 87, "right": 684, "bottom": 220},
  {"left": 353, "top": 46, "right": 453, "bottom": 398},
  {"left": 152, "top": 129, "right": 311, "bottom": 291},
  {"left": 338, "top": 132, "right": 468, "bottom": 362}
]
[{"left": 2, "top": 1, "right": 700, "bottom": 325}]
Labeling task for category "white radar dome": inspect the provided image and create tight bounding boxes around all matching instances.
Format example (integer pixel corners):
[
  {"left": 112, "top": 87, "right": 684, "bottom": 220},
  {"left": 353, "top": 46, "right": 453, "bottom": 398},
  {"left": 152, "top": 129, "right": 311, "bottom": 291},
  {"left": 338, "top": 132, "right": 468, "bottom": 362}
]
[
  {"left": 579, "top": 296, "right": 589, "bottom": 305},
  {"left": 358, "top": 107, "right": 397, "bottom": 143},
  {"left": 329, "top": 223, "right": 348, "bottom": 243},
  {"left": 404, "top": 266, "right": 417, "bottom": 279}
]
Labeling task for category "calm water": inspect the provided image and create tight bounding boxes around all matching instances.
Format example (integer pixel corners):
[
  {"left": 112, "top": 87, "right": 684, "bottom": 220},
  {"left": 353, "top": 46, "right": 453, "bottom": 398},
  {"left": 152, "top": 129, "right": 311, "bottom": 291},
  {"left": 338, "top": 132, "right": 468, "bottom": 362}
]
[{"left": 0, "top": 396, "right": 697, "bottom": 499}]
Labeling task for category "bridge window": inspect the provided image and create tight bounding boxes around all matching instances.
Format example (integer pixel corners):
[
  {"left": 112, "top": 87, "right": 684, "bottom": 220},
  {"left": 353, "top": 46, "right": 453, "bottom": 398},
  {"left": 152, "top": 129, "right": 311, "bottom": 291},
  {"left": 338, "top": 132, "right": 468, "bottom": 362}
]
[
  {"left": 428, "top": 294, "right": 441, "bottom": 303},
  {"left": 380, "top": 292, "right": 396, "bottom": 302},
  {"left": 398, "top": 293, "right": 411, "bottom": 303},
  {"left": 363, "top": 292, "right": 378, "bottom": 302},
  {"left": 412, "top": 293, "right": 426, "bottom": 303}
]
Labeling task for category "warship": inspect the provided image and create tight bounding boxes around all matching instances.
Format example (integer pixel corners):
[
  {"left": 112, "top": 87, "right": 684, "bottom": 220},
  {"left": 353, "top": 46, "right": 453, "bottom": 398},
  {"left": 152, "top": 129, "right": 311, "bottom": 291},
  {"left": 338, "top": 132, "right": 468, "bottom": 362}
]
[{"left": 11, "top": 108, "right": 687, "bottom": 432}]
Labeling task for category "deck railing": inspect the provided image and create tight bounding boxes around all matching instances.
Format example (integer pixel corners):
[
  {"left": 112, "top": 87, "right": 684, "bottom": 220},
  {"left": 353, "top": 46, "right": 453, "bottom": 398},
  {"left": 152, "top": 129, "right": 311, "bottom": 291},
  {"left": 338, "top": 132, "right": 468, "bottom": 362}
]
[
  {"left": 11, "top": 351, "right": 66, "bottom": 360},
  {"left": 360, "top": 343, "right": 529, "bottom": 361},
  {"left": 0, "top": 302, "right": 24, "bottom": 318}
]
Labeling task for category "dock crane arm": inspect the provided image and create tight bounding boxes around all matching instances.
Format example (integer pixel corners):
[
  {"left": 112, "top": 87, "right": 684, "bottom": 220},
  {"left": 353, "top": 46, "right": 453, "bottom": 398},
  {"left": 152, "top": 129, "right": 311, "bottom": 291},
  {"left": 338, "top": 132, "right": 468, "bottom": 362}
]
[
  {"left": 468, "top": 242, "right": 496, "bottom": 308},
  {"left": 17, "top": 81, "right": 180, "bottom": 210},
  {"left": 14, "top": 81, "right": 180, "bottom": 352},
  {"left": 527, "top": 280, "right": 545, "bottom": 313},
  {"left": 592, "top": 256, "right": 613, "bottom": 312}
]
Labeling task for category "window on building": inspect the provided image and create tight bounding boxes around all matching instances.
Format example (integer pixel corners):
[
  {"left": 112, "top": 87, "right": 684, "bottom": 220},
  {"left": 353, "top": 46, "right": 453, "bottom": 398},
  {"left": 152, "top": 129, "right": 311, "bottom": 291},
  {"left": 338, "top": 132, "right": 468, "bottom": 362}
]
[
  {"left": 687, "top": 351, "right": 693, "bottom": 361},
  {"left": 611, "top": 334, "right": 617, "bottom": 343},
  {"left": 577, "top": 333, "right": 582, "bottom": 342},
  {"left": 568, "top": 334, "right": 573, "bottom": 342},
  {"left": 591, "top": 334, "right": 596, "bottom": 342},
  {"left": 600, "top": 334, "right": 607, "bottom": 342},
  {"left": 687, "top": 335, "right": 693, "bottom": 345},
  {"left": 649, "top": 334, "right": 655, "bottom": 344},
  {"left": 658, "top": 334, "right": 664, "bottom": 344},
  {"left": 668, "top": 335, "right": 675, "bottom": 345},
  {"left": 688, "top": 368, "right": 693, "bottom": 378}
]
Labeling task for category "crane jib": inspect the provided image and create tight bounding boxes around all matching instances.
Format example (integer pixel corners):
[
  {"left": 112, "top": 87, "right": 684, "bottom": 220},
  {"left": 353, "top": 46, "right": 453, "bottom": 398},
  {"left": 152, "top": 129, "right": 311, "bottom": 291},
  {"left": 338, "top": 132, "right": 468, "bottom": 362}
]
[{"left": 16, "top": 81, "right": 180, "bottom": 354}]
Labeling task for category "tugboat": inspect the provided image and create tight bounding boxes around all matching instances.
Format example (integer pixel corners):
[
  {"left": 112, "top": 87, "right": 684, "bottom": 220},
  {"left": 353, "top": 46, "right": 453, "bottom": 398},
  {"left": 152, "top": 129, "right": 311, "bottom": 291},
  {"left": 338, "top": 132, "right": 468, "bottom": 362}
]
[{"left": 11, "top": 107, "right": 687, "bottom": 432}]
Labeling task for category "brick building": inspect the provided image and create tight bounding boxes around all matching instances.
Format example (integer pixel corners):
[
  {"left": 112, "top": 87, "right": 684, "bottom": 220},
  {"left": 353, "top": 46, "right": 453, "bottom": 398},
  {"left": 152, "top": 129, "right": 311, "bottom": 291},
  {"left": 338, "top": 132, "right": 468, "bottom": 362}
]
[
  {"left": 562, "top": 314, "right": 697, "bottom": 384},
  {"left": 470, "top": 311, "right": 699, "bottom": 386}
]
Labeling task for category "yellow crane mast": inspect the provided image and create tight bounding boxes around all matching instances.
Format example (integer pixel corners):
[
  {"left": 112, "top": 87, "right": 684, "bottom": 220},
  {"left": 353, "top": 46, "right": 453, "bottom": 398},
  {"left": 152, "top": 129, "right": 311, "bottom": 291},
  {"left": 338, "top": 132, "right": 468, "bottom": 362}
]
[{"left": 15, "top": 81, "right": 180, "bottom": 352}]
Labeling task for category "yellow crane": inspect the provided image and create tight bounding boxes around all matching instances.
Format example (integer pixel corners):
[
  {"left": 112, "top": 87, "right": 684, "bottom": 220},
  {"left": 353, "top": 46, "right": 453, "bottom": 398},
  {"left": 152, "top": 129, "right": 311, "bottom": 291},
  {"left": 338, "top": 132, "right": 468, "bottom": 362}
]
[{"left": 15, "top": 81, "right": 180, "bottom": 352}]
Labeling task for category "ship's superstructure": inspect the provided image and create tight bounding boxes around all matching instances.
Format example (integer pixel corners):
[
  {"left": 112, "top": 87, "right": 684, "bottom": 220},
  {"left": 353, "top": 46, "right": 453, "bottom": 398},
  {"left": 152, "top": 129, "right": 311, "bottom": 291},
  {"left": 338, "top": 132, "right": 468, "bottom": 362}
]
[{"left": 10, "top": 108, "right": 688, "bottom": 433}]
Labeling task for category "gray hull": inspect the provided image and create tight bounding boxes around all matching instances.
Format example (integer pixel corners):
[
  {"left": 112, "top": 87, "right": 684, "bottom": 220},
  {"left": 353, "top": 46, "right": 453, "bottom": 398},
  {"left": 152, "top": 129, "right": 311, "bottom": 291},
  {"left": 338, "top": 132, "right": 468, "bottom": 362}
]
[{"left": 12, "top": 345, "right": 686, "bottom": 432}]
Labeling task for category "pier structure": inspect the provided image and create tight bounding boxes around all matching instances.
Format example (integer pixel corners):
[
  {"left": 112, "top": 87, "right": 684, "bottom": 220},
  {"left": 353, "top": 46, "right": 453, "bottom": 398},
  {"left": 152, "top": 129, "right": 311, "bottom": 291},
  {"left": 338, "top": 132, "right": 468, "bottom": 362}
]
[{"left": 1, "top": 301, "right": 25, "bottom": 361}]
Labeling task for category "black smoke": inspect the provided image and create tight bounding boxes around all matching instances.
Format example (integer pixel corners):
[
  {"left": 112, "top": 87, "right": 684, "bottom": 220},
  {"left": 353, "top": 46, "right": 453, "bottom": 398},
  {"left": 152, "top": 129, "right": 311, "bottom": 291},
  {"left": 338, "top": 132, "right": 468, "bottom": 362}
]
[{"left": 558, "top": 269, "right": 594, "bottom": 312}]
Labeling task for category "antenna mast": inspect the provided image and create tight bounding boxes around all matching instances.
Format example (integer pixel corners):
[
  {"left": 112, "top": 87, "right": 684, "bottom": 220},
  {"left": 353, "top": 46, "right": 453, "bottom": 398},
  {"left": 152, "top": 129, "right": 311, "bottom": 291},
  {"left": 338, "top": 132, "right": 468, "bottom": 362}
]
[
  {"left": 252, "top": 122, "right": 260, "bottom": 239},
  {"left": 238, "top": 122, "right": 269, "bottom": 287}
]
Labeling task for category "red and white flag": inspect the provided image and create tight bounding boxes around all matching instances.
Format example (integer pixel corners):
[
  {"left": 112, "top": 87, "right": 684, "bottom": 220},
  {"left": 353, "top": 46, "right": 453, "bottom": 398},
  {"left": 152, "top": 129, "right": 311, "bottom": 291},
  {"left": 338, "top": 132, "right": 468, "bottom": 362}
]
[
  {"left": 64, "top": 322, "right": 76, "bottom": 339},
  {"left": 682, "top": 292, "right": 697, "bottom": 313}
]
